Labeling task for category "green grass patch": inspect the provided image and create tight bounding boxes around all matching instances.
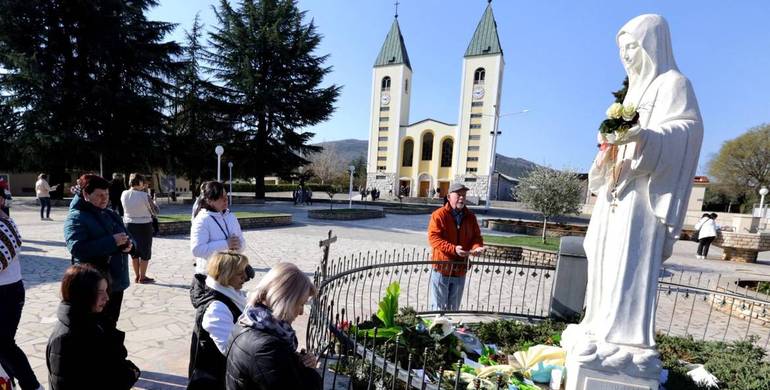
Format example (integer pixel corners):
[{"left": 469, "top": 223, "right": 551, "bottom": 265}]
[
  {"left": 483, "top": 235, "right": 560, "bottom": 252},
  {"left": 157, "top": 211, "right": 286, "bottom": 223}
]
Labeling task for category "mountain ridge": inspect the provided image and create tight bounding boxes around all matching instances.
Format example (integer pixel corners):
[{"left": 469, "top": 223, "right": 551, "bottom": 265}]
[{"left": 312, "top": 138, "right": 542, "bottom": 178}]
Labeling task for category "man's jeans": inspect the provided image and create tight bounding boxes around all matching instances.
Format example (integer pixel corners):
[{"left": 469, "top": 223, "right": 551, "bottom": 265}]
[{"left": 429, "top": 270, "right": 465, "bottom": 311}]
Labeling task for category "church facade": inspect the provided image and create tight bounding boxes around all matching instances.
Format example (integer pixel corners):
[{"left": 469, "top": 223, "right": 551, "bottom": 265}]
[{"left": 365, "top": 3, "right": 504, "bottom": 201}]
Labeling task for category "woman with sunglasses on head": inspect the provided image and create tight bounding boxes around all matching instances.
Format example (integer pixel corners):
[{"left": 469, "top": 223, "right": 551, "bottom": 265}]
[{"left": 188, "top": 251, "right": 251, "bottom": 390}]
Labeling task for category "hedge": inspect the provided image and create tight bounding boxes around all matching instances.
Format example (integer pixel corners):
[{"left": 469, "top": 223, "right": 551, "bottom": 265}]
[{"left": 229, "top": 183, "right": 334, "bottom": 193}]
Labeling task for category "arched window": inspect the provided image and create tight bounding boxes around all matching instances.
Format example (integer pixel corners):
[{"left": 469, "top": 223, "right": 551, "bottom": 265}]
[
  {"left": 473, "top": 68, "right": 485, "bottom": 84},
  {"left": 381, "top": 76, "right": 391, "bottom": 90},
  {"left": 440, "top": 138, "right": 453, "bottom": 167},
  {"left": 402, "top": 139, "right": 414, "bottom": 167},
  {"left": 421, "top": 133, "right": 434, "bottom": 161},
  {"left": 404, "top": 78, "right": 409, "bottom": 93}
]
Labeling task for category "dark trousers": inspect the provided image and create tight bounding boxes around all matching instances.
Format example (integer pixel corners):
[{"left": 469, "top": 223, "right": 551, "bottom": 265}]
[
  {"left": 102, "top": 290, "right": 125, "bottom": 328},
  {"left": 697, "top": 236, "right": 715, "bottom": 257},
  {"left": 39, "top": 197, "right": 51, "bottom": 219},
  {"left": 0, "top": 281, "right": 40, "bottom": 390}
]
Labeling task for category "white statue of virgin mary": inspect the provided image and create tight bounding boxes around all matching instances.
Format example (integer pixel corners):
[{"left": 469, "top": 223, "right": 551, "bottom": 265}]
[{"left": 562, "top": 14, "right": 703, "bottom": 376}]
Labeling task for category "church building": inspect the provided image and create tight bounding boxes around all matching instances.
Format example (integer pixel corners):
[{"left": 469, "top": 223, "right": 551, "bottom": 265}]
[{"left": 365, "top": 2, "right": 504, "bottom": 201}]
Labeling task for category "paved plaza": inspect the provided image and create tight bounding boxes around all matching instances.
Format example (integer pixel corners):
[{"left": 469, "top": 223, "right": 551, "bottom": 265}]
[{"left": 9, "top": 200, "right": 770, "bottom": 389}]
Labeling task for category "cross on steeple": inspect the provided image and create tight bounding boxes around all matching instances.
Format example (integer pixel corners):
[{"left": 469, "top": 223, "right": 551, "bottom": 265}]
[{"left": 394, "top": 0, "right": 400, "bottom": 18}]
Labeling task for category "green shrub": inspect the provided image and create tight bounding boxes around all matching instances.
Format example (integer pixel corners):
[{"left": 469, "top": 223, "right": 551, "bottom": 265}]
[
  {"left": 657, "top": 334, "right": 770, "bottom": 390},
  {"left": 229, "top": 183, "right": 333, "bottom": 193},
  {"left": 471, "top": 319, "right": 566, "bottom": 354}
]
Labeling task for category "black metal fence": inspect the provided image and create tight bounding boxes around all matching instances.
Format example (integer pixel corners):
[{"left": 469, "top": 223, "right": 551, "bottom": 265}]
[
  {"left": 306, "top": 248, "right": 556, "bottom": 389},
  {"left": 306, "top": 248, "right": 557, "bottom": 357},
  {"left": 656, "top": 268, "right": 770, "bottom": 348},
  {"left": 306, "top": 248, "right": 770, "bottom": 389}
]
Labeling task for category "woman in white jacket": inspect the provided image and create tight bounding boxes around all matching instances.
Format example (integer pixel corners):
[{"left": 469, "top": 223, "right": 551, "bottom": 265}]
[
  {"left": 190, "top": 181, "right": 245, "bottom": 275},
  {"left": 694, "top": 213, "right": 719, "bottom": 259}
]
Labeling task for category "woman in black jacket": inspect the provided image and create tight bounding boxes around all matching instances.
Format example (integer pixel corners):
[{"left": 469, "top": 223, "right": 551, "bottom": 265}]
[
  {"left": 225, "top": 262, "right": 320, "bottom": 390},
  {"left": 46, "top": 264, "right": 140, "bottom": 390}
]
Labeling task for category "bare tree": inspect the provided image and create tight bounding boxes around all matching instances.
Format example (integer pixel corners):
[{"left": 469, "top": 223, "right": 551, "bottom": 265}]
[
  {"left": 309, "top": 145, "right": 344, "bottom": 185},
  {"left": 514, "top": 167, "right": 583, "bottom": 243}
]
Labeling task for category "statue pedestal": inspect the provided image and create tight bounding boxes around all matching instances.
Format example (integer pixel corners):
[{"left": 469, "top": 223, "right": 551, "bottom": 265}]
[
  {"left": 561, "top": 325, "right": 661, "bottom": 390},
  {"left": 565, "top": 360, "right": 659, "bottom": 390}
]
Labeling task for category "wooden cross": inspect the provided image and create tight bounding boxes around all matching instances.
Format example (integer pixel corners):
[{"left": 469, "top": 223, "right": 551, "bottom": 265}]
[{"left": 319, "top": 230, "right": 337, "bottom": 281}]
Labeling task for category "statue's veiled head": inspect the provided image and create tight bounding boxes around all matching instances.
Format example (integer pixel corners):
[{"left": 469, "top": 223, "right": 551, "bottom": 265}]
[
  {"left": 616, "top": 14, "right": 679, "bottom": 106},
  {"left": 616, "top": 14, "right": 678, "bottom": 78}
]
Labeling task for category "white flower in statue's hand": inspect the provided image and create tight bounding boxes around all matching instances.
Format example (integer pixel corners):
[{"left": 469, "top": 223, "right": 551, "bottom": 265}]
[
  {"left": 606, "top": 103, "right": 623, "bottom": 119},
  {"left": 622, "top": 104, "right": 637, "bottom": 121},
  {"left": 428, "top": 316, "right": 454, "bottom": 340}
]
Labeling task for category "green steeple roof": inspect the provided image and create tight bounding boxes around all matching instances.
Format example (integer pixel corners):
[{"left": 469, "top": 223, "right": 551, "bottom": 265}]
[
  {"left": 465, "top": 3, "right": 503, "bottom": 57},
  {"left": 374, "top": 18, "right": 411, "bottom": 69}
]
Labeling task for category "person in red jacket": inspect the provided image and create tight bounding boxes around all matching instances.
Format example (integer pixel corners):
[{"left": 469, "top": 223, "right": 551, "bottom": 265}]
[{"left": 427, "top": 182, "right": 485, "bottom": 311}]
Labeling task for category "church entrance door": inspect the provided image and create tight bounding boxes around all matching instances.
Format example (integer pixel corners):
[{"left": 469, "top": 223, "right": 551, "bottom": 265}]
[
  {"left": 399, "top": 180, "right": 411, "bottom": 197},
  {"left": 438, "top": 181, "right": 449, "bottom": 198},
  {"left": 419, "top": 181, "right": 430, "bottom": 197}
]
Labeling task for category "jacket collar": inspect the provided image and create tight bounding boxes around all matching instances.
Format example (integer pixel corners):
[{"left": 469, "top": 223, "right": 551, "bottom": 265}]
[
  {"left": 443, "top": 202, "right": 469, "bottom": 215},
  {"left": 57, "top": 302, "right": 98, "bottom": 328}
]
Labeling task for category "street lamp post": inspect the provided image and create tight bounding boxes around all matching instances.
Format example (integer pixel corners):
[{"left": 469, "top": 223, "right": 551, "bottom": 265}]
[
  {"left": 215, "top": 145, "right": 224, "bottom": 181},
  {"left": 760, "top": 186, "right": 769, "bottom": 218},
  {"left": 484, "top": 108, "right": 529, "bottom": 212},
  {"left": 348, "top": 165, "right": 356, "bottom": 209},
  {"left": 228, "top": 162, "right": 234, "bottom": 205}
]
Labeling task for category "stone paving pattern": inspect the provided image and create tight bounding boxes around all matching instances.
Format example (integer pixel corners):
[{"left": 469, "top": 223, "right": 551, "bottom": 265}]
[{"left": 9, "top": 200, "right": 770, "bottom": 389}]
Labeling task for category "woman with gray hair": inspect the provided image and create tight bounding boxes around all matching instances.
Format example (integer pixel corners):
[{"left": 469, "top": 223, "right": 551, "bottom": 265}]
[{"left": 225, "top": 262, "right": 320, "bottom": 390}]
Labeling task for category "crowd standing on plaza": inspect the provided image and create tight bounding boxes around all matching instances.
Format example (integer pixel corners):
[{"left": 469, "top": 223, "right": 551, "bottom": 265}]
[{"left": 0, "top": 174, "right": 431, "bottom": 390}]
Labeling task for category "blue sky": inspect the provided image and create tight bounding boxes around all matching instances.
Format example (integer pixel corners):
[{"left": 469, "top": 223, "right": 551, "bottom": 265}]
[{"left": 149, "top": 0, "right": 770, "bottom": 173}]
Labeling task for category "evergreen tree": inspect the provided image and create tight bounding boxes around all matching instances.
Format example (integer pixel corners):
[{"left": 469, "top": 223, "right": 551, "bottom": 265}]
[
  {"left": 0, "top": 0, "right": 180, "bottom": 177},
  {"left": 167, "top": 14, "right": 236, "bottom": 196},
  {"left": 208, "top": 0, "right": 340, "bottom": 198}
]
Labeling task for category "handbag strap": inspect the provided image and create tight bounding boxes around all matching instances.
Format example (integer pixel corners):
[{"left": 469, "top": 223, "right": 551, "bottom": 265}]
[{"left": 144, "top": 193, "right": 157, "bottom": 217}]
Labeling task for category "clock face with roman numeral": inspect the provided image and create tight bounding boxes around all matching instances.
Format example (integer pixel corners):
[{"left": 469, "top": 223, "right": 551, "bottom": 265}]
[
  {"left": 472, "top": 85, "right": 485, "bottom": 100},
  {"left": 381, "top": 93, "right": 391, "bottom": 106}
]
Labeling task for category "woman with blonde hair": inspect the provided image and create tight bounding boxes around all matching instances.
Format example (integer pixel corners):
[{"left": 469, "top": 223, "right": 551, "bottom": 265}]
[
  {"left": 225, "top": 262, "right": 320, "bottom": 390},
  {"left": 188, "top": 251, "right": 251, "bottom": 390}
]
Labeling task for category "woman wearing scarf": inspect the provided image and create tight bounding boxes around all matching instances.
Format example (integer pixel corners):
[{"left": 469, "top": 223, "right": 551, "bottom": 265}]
[
  {"left": 225, "top": 262, "right": 320, "bottom": 390},
  {"left": 188, "top": 252, "right": 251, "bottom": 390}
]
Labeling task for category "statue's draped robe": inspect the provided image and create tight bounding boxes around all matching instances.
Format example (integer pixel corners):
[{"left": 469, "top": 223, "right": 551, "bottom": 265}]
[{"left": 582, "top": 15, "right": 703, "bottom": 348}]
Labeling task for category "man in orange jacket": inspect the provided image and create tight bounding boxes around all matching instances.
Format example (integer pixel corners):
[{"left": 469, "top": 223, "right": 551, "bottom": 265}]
[{"left": 428, "top": 182, "right": 485, "bottom": 311}]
